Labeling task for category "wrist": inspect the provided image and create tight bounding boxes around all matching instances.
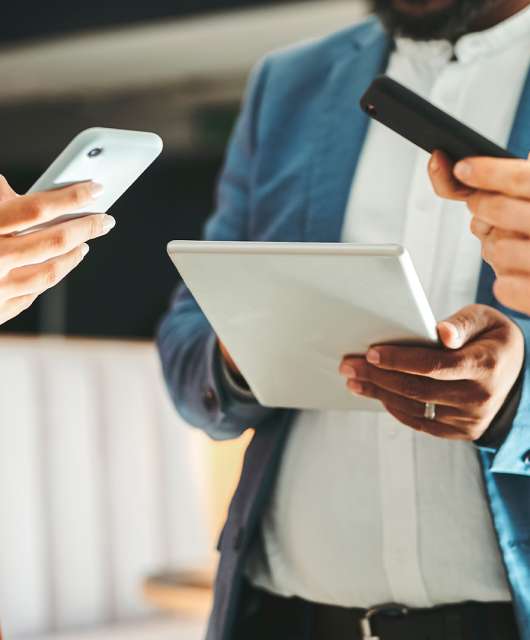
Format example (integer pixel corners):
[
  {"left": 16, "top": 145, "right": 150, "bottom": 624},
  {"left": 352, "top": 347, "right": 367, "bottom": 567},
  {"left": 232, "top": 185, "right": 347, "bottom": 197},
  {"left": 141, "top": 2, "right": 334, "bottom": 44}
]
[{"left": 217, "top": 340, "right": 253, "bottom": 396}]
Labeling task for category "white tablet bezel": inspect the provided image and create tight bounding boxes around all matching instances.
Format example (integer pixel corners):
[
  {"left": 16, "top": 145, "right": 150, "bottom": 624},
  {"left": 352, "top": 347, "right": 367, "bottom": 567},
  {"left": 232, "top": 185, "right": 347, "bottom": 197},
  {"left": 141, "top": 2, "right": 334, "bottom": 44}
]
[{"left": 168, "top": 241, "right": 438, "bottom": 411}]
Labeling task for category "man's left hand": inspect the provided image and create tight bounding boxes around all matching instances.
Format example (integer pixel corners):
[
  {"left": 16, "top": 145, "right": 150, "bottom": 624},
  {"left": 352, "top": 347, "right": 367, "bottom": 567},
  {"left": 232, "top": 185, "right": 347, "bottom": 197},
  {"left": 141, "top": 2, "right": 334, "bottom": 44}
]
[{"left": 340, "top": 305, "right": 524, "bottom": 441}]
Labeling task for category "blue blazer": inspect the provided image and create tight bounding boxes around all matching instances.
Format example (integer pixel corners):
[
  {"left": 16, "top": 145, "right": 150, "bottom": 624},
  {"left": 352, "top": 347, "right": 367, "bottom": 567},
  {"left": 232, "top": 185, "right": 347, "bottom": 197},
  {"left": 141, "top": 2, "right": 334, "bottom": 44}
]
[{"left": 158, "top": 17, "right": 530, "bottom": 640}]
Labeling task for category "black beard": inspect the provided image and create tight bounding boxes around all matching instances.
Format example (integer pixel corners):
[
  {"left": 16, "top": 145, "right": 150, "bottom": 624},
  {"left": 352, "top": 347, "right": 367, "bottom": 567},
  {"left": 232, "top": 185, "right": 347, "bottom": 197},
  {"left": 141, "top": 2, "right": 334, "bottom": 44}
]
[{"left": 371, "top": 0, "right": 499, "bottom": 41}]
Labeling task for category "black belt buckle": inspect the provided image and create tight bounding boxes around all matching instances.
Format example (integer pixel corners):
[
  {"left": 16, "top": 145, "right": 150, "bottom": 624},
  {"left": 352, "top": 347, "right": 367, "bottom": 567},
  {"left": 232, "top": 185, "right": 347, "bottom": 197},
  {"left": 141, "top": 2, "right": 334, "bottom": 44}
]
[{"left": 359, "top": 603, "right": 409, "bottom": 640}]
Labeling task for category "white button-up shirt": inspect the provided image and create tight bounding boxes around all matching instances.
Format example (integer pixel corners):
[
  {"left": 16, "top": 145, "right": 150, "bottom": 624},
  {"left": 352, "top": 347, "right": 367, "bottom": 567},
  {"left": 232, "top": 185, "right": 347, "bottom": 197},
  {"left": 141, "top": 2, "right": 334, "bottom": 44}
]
[{"left": 246, "top": 6, "right": 530, "bottom": 608}]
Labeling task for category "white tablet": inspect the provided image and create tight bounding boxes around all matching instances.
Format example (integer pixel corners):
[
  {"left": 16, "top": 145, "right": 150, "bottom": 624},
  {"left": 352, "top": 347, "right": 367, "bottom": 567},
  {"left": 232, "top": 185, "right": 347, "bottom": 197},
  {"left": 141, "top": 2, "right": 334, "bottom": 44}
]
[{"left": 168, "top": 241, "right": 438, "bottom": 411}]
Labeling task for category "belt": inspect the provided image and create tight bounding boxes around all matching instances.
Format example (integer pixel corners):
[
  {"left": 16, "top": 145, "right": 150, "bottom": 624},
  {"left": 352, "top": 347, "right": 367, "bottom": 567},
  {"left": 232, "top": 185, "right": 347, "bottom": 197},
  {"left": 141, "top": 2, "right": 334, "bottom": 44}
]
[{"left": 237, "top": 582, "right": 520, "bottom": 640}]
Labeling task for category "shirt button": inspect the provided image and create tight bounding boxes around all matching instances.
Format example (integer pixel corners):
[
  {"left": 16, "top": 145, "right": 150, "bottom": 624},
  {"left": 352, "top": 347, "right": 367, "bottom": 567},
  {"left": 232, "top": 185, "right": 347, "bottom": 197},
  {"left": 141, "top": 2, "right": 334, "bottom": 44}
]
[
  {"left": 523, "top": 451, "right": 530, "bottom": 466},
  {"left": 203, "top": 387, "right": 218, "bottom": 412}
]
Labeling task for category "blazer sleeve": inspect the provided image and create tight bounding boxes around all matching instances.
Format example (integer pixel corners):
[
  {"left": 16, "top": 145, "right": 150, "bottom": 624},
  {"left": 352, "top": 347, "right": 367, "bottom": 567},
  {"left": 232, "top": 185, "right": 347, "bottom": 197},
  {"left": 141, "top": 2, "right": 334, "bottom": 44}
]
[
  {"left": 157, "top": 58, "right": 283, "bottom": 441},
  {"left": 482, "top": 314, "right": 530, "bottom": 477}
]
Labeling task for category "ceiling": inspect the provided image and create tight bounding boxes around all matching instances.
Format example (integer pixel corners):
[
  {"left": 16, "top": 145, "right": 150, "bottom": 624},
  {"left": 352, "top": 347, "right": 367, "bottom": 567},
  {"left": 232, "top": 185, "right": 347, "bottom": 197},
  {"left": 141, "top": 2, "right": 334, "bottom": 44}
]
[
  {"left": 0, "top": 0, "right": 313, "bottom": 44},
  {"left": 0, "top": 1, "right": 368, "bottom": 163}
]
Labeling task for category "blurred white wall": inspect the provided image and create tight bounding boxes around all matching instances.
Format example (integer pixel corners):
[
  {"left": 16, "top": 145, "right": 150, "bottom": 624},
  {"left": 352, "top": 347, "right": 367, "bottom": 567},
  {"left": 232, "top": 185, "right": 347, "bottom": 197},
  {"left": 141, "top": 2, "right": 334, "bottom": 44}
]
[{"left": 0, "top": 338, "right": 211, "bottom": 637}]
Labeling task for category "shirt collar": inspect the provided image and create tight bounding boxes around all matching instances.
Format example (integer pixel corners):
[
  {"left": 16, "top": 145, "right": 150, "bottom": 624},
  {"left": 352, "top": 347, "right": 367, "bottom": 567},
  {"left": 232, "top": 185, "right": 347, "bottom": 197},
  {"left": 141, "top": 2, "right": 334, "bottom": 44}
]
[
  {"left": 456, "top": 4, "right": 530, "bottom": 63},
  {"left": 395, "top": 4, "right": 530, "bottom": 65}
]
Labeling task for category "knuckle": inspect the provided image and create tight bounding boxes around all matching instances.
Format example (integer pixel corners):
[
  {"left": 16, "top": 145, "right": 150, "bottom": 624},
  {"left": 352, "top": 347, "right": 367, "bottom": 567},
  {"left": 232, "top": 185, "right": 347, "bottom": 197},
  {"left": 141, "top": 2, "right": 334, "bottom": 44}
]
[
  {"left": 87, "top": 215, "right": 103, "bottom": 237},
  {"left": 70, "top": 185, "right": 90, "bottom": 209},
  {"left": 491, "top": 238, "right": 511, "bottom": 269},
  {"left": 20, "top": 294, "right": 37, "bottom": 312},
  {"left": 25, "top": 198, "right": 45, "bottom": 222},
  {"left": 49, "top": 228, "right": 69, "bottom": 251},
  {"left": 431, "top": 180, "right": 445, "bottom": 197},
  {"left": 510, "top": 166, "right": 530, "bottom": 193},
  {"left": 474, "top": 346, "right": 498, "bottom": 372},
  {"left": 444, "top": 351, "right": 464, "bottom": 374},
  {"left": 451, "top": 312, "right": 472, "bottom": 339},
  {"left": 370, "top": 384, "right": 384, "bottom": 401},
  {"left": 357, "top": 381, "right": 371, "bottom": 396},
  {"left": 401, "top": 380, "right": 422, "bottom": 400},
  {"left": 469, "top": 216, "right": 481, "bottom": 236},
  {"left": 40, "top": 263, "right": 59, "bottom": 289},
  {"left": 490, "top": 195, "right": 510, "bottom": 218},
  {"left": 467, "top": 192, "right": 484, "bottom": 216},
  {"left": 0, "top": 243, "right": 15, "bottom": 273},
  {"left": 432, "top": 352, "right": 457, "bottom": 375},
  {"left": 380, "top": 349, "right": 396, "bottom": 369},
  {"left": 470, "top": 216, "right": 493, "bottom": 240},
  {"left": 469, "top": 424, "right": 486, "bottom": 441},
  {"left": 469, "top": 382, "right": 493, "bottom": 406}
]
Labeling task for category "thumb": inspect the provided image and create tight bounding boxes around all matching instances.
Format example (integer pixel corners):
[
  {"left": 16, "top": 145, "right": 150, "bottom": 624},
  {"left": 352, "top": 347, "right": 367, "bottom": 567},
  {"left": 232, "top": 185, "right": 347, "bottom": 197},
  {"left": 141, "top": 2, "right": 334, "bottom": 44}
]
[{"left": 437, "top": 305, "right": 501, "bottom": 350}]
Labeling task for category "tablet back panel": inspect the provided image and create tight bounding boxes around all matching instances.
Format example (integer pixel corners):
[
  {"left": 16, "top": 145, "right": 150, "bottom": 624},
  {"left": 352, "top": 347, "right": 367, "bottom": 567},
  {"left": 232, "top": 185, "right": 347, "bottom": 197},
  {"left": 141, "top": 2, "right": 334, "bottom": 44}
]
[{"left": 168, "top": 241, "right": 438, "bottom": 411}]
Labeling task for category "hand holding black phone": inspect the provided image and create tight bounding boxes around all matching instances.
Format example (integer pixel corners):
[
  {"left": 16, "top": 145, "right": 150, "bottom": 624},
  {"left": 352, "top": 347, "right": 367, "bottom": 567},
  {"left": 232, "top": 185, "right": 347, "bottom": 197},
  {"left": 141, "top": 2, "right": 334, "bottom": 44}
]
[{"left": 360, "top": 75, "right": 519, "bottom": 161}]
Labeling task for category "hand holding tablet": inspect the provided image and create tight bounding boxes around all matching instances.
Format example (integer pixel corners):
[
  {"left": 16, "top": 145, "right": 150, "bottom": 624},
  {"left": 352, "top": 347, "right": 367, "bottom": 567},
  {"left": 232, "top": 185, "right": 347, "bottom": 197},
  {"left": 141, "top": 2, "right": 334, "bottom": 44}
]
[{"left": 168, "top": 241, "right": 438, "bottom": 411}]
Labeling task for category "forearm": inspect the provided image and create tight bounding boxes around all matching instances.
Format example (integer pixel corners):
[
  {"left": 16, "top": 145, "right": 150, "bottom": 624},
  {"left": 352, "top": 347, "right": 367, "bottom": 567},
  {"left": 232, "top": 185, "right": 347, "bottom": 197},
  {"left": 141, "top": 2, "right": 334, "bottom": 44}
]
[{"left": 157, "top": 286, "right": 279, "bottom": 441}]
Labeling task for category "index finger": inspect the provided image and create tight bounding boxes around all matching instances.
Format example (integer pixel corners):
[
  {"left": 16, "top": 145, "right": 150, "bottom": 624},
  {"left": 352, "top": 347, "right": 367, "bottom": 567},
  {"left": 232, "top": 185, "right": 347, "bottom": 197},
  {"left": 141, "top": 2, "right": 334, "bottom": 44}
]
[
  {"left": 359, "top": 344, "right": 481, "bottom": 381},
  {"left": 1, "top": 213, "right": 115, "bottom": 273},
  {"left": 454, "top": 157, "right": 530, "bottom": 199},
  {"left": 0, "top": 181, "right": 102, "bottom": 235},
  {"left": 428, "top": 150, "right": 475, "bottom": 202}
]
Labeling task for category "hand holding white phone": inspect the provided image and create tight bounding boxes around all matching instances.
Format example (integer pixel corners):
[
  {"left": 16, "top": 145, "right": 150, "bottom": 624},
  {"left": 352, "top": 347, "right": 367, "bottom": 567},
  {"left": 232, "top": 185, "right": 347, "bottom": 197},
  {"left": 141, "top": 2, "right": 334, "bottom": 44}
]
[
  {"left": 0, "top": 127, "right": 163, "bottom": 325},
  {"left": 26, "top": 127, "right": 163, "bottom": 230}
]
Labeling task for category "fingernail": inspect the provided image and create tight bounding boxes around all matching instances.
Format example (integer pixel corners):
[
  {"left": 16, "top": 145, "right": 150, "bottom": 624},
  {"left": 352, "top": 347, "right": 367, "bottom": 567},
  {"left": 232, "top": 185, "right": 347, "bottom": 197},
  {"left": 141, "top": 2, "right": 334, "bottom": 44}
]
[
  {"left": 340, "top": 364, "right": 357, "bottom": 378},
  {"left": 454, "top": 161, "right": 472, "bottom": 180},
  {"left": 90, "top": 182, "right": 104, "bottom": 198},
  {"left": 102, "top": 215, "right": 116, "bottom": 233},
  {"left": 439, "top": 321, "right": 461, "bottom": 347},
  {"left": 348, "top": 381, "right": 363, "bottom": 394},
  {"left": 81, "top": 243, "right": 90, "bottom": 257},
  {"left": 444, "top": 321, "right": 459, "bottom": 337},
  {"left": 429, "top": 155, "right": 439, "bottom": 173},
  {"left": 366, "top": 349, "right": 380, "bottom": 365}
]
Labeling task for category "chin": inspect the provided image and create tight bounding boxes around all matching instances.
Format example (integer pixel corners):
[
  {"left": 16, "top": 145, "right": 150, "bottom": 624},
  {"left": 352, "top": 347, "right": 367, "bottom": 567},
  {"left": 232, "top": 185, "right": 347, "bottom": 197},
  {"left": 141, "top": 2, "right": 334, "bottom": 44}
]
[
  {"left": 392, "top": 0, "right": 457, "bottom": 16},
  {"left": 372, "top": 0, "right": 493, "bottom": 41}
]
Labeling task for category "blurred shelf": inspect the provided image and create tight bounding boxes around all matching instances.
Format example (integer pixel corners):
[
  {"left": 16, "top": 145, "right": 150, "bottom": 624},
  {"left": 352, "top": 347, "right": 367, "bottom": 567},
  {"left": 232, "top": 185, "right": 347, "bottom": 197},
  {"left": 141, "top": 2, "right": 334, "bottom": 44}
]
[
  {"left": 0, "top": 1, "right": 368, "bottom": 104},
  {"left": 143, "top": 570, "right": 215, "bottom": 616}
]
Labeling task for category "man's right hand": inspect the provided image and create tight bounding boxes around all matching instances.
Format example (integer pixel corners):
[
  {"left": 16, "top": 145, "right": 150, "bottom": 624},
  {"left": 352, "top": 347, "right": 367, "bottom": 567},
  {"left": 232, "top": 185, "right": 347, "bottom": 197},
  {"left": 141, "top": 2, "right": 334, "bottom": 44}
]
[{"left": 0, "top": 176, "right": 115, "bottom": 325}]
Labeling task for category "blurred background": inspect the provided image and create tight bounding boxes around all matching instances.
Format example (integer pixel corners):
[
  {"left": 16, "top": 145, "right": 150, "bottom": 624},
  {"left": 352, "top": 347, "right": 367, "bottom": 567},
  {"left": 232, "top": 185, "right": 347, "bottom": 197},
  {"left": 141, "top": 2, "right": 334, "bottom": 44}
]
[{"left": 0, "top": 1, "right": 367, "bottom": 638}]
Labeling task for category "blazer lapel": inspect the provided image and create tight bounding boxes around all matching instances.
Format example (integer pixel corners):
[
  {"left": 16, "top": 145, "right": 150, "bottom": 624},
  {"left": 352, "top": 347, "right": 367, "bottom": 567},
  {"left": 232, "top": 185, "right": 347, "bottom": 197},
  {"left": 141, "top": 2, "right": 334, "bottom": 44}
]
[
  {"left": 508, "top": 64, "right": 530, "bottom": 160},
  {"left": 304, "top": 21, "right": 391, "bottom": 243},
  {"left": 477, "top": 64, "right": 530, "bottom": 307}
]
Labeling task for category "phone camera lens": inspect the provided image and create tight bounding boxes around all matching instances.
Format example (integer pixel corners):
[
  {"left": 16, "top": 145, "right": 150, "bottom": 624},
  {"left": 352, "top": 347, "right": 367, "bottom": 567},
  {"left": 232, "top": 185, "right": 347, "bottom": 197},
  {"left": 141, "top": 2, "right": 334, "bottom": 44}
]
[
  {"left": 88, "top": 148, "right": 103, "bottom": 158},
  {"left": 366, "top": 104, "right": 377, "bottom": 117}
]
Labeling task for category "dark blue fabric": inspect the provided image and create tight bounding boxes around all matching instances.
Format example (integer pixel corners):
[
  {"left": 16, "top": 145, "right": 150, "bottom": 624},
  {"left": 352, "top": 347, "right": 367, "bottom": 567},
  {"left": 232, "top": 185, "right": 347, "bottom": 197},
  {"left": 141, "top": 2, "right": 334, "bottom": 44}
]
[{"left": 157, "top": 17, "right": 530, "bottom": 640}]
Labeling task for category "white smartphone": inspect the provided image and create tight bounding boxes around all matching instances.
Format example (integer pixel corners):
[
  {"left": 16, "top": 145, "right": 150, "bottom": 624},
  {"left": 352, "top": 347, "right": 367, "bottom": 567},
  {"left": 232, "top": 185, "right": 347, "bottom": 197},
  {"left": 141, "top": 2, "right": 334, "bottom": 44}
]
[{"left": 25, "top": 127, "right": 163, "bottom": 230}]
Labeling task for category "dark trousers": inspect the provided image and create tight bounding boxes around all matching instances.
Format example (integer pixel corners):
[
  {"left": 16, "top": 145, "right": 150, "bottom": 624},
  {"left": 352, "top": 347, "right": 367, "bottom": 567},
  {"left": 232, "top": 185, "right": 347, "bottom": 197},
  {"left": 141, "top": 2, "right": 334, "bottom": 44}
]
[{"left": 234, "top": 581, "right": 520, "bottom": 640}]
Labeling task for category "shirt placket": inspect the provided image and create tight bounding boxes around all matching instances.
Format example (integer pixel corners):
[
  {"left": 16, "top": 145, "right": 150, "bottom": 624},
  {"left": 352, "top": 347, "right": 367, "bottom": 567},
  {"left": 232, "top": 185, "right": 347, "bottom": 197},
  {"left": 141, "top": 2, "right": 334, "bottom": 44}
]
[{"left": 377, "top": 414, "right": 431, "bottom": 606}]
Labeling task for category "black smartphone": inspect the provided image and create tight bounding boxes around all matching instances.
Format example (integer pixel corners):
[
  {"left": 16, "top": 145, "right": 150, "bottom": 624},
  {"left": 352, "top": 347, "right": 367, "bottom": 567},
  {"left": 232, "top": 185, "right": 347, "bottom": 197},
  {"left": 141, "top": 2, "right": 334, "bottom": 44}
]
[{"left": 360, "top": 75, "right": 518, "bottom": 161}]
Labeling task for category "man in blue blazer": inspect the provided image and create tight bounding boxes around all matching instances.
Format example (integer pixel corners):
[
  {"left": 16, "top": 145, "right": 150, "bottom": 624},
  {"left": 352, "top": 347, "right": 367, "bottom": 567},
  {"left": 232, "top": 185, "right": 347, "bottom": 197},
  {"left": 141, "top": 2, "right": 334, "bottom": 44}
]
[{"left": 158, "top": 1, "right": 530, "bottom": 638}]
